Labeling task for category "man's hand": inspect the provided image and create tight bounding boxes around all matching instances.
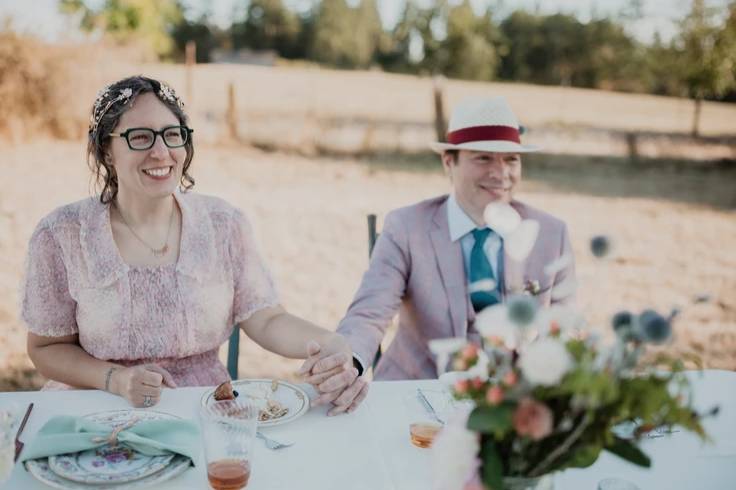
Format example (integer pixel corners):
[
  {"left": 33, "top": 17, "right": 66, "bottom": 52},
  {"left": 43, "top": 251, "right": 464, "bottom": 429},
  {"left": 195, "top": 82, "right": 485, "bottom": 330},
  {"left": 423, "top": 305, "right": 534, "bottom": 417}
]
[{"left": 299, "top": 338, "right": 370, "bottom": 416}]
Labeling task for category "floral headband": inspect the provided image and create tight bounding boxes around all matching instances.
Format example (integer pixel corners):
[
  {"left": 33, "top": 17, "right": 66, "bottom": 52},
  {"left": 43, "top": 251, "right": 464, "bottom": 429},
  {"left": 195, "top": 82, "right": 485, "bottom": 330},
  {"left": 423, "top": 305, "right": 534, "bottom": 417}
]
[{"left": 88, "top": 82, "right": 186, "bottom": 134}]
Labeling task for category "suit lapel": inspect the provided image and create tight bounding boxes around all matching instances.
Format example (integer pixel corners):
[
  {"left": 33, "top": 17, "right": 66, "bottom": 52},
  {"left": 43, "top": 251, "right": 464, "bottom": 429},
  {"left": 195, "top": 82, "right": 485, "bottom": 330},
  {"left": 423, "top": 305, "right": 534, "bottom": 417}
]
[{"left": 430, "top": 199, "right": 468, "bottom": 338}]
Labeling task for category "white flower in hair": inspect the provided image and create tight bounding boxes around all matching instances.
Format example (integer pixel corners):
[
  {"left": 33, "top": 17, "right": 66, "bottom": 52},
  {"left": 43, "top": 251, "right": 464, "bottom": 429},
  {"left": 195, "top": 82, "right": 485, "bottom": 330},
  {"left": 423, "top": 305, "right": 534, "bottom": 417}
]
[
  {"left": 158, "top": 83, "right": 184, "bottom": 109},
  {"left": 120, "top": 88, "right": 132, "bottom": 99}
]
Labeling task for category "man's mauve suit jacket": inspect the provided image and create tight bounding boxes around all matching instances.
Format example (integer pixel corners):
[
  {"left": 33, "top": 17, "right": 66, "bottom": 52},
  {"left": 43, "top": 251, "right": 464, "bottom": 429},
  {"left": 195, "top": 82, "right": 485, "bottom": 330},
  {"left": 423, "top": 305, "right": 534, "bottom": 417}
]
[{"left": 337, "top": 195, "right": 576, "bottom": 380}]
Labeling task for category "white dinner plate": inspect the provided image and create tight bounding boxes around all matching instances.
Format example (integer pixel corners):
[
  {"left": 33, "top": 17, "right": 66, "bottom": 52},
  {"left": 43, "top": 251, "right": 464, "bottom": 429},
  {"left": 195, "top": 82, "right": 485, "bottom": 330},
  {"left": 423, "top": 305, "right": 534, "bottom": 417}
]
[{"left": 201, "top": 378, "right": 310, "bottom": 427}]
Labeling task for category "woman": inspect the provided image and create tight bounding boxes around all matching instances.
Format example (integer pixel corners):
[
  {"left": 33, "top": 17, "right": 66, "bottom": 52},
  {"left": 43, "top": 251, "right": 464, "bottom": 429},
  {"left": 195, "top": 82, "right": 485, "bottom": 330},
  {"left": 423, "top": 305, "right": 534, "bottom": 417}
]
[{"left": 21, "top": 76, "right": 352, "bottom": 409}]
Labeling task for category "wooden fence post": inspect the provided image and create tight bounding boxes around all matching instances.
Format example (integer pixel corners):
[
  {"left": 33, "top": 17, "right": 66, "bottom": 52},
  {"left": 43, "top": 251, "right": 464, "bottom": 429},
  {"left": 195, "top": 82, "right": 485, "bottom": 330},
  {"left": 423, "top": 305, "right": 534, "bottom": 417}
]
[
  {"left": 185, "top": 41, "right": 196, "bottom": 106},
  {"left": 625, "top": 132, "right": 638, "bottom": 164},
  {"left": 432, "top": 75, "right": 447, "bottom": 142},
  {"left": 226, "top": 82, "right": 238, "bottom": 141}
]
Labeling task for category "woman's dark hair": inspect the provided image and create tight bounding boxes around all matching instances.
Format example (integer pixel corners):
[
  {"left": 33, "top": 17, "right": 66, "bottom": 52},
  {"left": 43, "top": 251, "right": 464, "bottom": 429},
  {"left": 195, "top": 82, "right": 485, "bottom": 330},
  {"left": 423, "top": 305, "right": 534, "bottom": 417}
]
[{"left": 87, "top": 75, "right": 195, "bottom": 204}]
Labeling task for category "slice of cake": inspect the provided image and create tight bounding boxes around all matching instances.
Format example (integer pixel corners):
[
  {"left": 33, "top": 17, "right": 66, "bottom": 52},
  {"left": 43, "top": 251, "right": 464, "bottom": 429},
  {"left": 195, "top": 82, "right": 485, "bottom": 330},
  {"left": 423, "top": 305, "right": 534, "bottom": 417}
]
[{"left": 213, "top": 380, "right": 239, "bottom": 401}]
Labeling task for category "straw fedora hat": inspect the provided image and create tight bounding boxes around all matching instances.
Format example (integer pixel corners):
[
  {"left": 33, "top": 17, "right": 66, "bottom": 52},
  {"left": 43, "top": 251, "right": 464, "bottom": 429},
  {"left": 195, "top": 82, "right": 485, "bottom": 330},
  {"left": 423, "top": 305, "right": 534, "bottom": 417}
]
[{"left": 430, "top": 96, "right": 540, "bottom": 154}]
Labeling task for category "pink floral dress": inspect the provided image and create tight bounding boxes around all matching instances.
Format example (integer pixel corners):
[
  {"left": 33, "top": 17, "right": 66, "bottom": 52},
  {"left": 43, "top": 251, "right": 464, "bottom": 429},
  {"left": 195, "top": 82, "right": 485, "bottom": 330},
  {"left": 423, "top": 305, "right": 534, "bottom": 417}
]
[{"left": 20, "top": 191, "right": 279, "bottom": 389}]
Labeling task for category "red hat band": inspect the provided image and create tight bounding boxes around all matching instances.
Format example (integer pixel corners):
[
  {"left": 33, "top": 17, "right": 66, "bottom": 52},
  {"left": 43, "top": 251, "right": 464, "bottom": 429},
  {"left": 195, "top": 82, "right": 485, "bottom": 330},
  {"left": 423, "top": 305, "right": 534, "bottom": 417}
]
[{"left": 446, "top": 125, "right": 520, "bottom": 145}]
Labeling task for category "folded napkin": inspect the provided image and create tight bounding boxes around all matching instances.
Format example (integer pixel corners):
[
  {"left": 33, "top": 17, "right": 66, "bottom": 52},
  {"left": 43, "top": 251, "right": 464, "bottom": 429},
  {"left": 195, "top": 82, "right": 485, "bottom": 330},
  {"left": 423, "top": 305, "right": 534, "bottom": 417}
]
[{"left": 19, "top": 415, "right": 200, "bottom": 465}]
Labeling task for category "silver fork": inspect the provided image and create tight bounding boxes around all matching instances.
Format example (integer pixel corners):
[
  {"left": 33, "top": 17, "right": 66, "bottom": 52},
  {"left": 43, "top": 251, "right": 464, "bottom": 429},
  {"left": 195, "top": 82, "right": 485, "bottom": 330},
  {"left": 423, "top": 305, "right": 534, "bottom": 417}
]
[{"left": 256, "top": 432, "right": 293, "bottom": 450}]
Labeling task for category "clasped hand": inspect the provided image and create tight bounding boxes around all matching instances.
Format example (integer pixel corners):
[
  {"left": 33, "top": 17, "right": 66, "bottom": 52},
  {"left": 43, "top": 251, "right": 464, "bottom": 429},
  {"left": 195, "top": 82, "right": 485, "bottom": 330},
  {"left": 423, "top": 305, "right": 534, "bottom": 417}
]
[{"left": 299, "top": 339, "right": 369, "bottom": 416}]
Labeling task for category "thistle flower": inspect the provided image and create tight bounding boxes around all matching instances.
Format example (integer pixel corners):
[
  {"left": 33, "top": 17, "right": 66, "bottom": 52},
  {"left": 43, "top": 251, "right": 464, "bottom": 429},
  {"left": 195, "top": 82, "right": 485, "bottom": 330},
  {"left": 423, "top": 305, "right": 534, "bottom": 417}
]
[
  {"left": 507, "top": 295, "right": 537, "bottom": 327},
  {"left": 636, "top": 310, "right": 672, "bottom": 344},
  {"left": 590, "top": 235, "right": 611, "bottom": 258},
  {"left": 612, "top": 310, "right": 637, "bottom": 341}
]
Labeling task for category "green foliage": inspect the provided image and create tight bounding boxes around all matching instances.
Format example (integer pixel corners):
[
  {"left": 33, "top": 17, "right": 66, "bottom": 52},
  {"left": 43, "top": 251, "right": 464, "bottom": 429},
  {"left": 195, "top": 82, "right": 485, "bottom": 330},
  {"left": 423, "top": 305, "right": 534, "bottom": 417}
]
[
  {"left": 468, "top": 404, "right": 514, "bottom": 438},
  {"left": 440, "top": 1, "right": 500, "bottom": 81},
  {"left": 479, "top": 437, "right": 504, "bottom": 490},
  {"left": 308, "top": 0, "right": 385, "bottom": 69},
  {"left": 60, "top": 0, "right": 183, "bottom": 59},
  {"left": 231, "top": 0, "right": 303, "bottom": 59},
  {"left": 606, "top": 437, "right": 651, "bottom": 467},
  {"left": 675, "top": 0, "right": 736, "bottom": 134},
  {"left": 57, "top": 0, "right": 736, "bottom": 103}
]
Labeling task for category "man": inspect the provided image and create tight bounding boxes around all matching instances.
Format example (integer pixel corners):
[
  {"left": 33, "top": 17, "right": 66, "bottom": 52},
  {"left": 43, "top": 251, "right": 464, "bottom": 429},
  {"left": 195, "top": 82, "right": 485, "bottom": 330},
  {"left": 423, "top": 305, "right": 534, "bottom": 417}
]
[{"left": 300, "top": 96, "right": 576, "bottom": 414}]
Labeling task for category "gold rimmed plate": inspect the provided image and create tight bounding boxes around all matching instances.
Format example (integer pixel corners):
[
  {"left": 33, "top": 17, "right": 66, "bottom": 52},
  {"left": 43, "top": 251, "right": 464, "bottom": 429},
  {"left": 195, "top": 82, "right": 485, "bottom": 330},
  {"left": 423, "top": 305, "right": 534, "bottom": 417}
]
[{"left": 201, "top": 379, "right": 310, "bottom": 428}]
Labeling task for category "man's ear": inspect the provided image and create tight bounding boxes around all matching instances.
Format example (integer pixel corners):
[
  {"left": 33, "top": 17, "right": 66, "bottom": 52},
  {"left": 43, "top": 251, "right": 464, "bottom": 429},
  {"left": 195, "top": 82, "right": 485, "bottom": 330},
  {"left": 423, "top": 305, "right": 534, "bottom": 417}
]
[{"left": 441, "top": 152, "right": 454, "bottom": 176}]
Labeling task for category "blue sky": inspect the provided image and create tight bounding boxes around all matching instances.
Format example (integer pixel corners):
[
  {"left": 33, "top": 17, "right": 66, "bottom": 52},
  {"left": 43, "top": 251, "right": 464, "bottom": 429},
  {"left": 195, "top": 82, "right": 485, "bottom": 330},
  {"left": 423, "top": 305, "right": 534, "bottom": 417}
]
[{"left": 0, "top": 0, "right": 731, "bottom": 45}]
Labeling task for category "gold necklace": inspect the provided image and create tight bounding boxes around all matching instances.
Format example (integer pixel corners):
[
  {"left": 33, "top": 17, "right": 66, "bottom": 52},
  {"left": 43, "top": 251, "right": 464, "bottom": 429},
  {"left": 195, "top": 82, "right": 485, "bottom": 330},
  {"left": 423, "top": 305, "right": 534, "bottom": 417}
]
[{"left": 115, "top": 203, "right": 176, "bottom": 257}]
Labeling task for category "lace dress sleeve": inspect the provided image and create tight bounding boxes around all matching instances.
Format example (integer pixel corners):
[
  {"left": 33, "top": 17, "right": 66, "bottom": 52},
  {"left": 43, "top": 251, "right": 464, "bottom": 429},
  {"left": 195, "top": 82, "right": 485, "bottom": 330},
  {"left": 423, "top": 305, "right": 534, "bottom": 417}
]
[{"left": 20, "top": 224, "right": 78, "bottom": 337}]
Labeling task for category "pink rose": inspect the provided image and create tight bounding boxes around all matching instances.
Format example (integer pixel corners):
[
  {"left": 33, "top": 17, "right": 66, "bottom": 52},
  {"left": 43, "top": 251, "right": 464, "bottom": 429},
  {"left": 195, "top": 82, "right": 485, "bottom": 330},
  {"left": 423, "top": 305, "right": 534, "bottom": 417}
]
[
  {"left": 455, "top": 379, "right": 470, "bottom": 394},
  {"left": 453, "top": 357, "right": 468, "bottom": 371},
  {"left": 471, "top": 377, "right": 484, "bottom": 390},
  {"left": 486, "top": 385, "right": 504, "bottom": 406},
  {"left": 512, "top": 398, "right": 553, "bottom": 440},
  {"left": 503, "top": 370, "right": 518, "bottom": 387},
  {"left": 461, "top": 343, "right": 479, "bottom": 361}
]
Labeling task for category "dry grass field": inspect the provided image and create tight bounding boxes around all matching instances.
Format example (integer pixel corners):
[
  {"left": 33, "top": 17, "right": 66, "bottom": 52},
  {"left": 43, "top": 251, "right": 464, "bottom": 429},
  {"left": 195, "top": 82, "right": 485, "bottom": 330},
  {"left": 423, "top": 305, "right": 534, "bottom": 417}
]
[{"left": 1, "top": 59, "right": 735, "bottom": 391}]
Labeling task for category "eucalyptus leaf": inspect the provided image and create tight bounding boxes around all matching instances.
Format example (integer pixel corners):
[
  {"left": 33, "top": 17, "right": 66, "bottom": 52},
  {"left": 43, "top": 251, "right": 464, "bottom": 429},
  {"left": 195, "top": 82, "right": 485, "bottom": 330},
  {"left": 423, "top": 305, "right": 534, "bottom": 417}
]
[
  {"left": 606, "top": 437, "right": 651, "bottom": 467},
  {"left": 468, "top": 404, "right": 513, "bottom": 437},
  {"left": 480, "top": 438, "right": 504, "bottom": 490}
]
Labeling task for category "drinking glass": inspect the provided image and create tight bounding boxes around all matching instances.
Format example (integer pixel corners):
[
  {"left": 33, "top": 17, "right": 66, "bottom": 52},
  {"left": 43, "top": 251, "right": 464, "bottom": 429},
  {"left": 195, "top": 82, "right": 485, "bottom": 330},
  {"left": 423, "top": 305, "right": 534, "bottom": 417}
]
[
  {"left": 0, "top": 404, "right": 22, "bottom": 485},
  {"left": 199, "top": 398, "right": 259, "bottom": 490}
]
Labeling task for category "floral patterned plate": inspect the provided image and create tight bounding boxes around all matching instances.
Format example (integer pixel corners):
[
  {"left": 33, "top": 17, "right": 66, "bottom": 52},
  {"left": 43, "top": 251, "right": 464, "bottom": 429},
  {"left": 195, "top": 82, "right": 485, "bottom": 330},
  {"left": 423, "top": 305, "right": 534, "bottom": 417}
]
[
  {"left": 25, "top": 455, "right": 190, "bottom": 490},
  {"left": 25, "top": 409, "right": 190, "bottom": 489},
  {"left": 48, "top": 410, "right": 176, "bottom": 484},
  {"left": 201, "top": 379, "right": 310, "bottom": 427}
]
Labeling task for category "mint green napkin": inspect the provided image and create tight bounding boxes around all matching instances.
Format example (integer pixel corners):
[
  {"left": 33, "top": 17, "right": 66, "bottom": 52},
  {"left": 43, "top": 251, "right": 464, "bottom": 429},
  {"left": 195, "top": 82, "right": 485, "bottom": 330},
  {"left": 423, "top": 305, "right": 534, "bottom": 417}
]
[{"left": 20, "top": 415, "right": 200, "bottom": 466}]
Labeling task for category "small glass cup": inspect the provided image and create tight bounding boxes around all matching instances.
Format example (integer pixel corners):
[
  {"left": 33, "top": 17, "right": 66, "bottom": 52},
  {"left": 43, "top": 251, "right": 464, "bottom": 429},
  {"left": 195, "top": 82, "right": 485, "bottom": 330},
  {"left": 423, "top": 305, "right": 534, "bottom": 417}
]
[
  {"left": 0, "top": 404, "right": 22, "bottom": 485},
  {"left": 403, "top": 390, "right": 451, "bottom": 449},
  {"left": 199, "top": 398, "right": 259, "bottom": 490}
]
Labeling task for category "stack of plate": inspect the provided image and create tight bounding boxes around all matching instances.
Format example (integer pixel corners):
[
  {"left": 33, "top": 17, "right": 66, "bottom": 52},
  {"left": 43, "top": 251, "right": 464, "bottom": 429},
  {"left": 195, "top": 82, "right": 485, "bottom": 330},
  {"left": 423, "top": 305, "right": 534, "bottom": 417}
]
[{"left": 24, "top": 410, "right": 191, "bottom": 490}]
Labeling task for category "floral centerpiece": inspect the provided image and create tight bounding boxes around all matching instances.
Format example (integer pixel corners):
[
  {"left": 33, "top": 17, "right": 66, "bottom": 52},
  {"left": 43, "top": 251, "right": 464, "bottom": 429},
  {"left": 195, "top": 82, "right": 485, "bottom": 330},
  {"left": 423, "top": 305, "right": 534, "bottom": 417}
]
[{"left": 430, "top": 205, "right": 716, "bottom": 490}]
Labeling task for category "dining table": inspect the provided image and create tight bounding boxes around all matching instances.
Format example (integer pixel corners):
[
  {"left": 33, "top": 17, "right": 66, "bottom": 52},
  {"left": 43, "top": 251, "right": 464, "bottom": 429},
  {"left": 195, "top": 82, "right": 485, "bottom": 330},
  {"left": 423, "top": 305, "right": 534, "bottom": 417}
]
[{"left": 1, "top": 369, "right": 735, "bottom": 490}]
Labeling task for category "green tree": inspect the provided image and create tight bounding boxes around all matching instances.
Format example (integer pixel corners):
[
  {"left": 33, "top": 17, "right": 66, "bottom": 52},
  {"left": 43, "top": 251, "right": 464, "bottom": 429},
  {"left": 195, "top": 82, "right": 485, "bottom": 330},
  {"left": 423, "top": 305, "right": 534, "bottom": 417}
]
[
  {"left": 441, "top": 1, "right": 500, "bottom": 81},
  {"left": 375, "top": 0, "right": 420, "bottom": 73},
  {"left": 498, "top": 10, "right": 542, "bottom": 81},
  {"left": 309, "top": 0, "right": 354, "bottom": 67},
  {"left": 676, "top": 0, "right": 736, "bottom": 135},
  {"left": 353, "top": 0, "right": 385, "bottom": 68},
  {"left": 60, "top": 0, "right": 184, "bottom": 59},
  {"left": 231, "top": 0, "right": 302, "bottom": 58},
  {"left": 171, "top": 14, "right": 224, "bottom": 63}
]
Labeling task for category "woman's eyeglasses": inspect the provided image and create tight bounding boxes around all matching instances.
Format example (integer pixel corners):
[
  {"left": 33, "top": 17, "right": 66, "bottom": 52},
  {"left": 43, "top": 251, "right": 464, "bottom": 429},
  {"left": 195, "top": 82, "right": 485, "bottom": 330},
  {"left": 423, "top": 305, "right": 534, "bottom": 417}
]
[{"left": 109, "top": 126, "right": 193, "bottom": 151}]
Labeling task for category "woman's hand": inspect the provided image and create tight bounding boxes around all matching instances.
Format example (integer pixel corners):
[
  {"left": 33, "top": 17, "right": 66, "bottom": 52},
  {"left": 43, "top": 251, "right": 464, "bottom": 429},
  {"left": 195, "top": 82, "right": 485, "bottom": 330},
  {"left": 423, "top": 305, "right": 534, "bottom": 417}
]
[
  {"left": 299, "top": 338, "right": 370, "bottom": 416},
  {"left": 110, "top": 364, "right": 177, "bottom": 408}
]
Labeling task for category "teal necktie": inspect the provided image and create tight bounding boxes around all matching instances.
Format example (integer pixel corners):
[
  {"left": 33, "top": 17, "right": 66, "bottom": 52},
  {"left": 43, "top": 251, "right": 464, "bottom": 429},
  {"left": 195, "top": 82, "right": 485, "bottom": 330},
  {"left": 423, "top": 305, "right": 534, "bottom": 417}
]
[{"left": 470, "top": 228, "right": 499, "bottom": 312}]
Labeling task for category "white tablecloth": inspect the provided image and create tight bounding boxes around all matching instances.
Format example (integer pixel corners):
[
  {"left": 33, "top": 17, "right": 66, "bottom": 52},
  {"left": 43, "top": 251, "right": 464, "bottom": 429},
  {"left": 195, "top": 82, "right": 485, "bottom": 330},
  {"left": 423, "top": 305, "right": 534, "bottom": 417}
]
[{"left": 1, "top": 370, "right": 735, "bottom": 490}]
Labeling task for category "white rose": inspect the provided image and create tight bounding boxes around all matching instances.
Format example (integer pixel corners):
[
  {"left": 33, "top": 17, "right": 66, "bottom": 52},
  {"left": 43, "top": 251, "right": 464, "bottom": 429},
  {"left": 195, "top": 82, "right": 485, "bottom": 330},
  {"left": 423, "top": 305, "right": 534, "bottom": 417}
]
[
  {"left": 537, "top": 304, "right": 586, "bottom": 335},
  {"left": 519, "top": 338, "right": 573, "bottom": 386},
  {"left": 432, "top": 405, "right": 479, "bottom": 490},
  {"left": 474, "top": 304, "right": 518, "bottom": 349},
  {"left": 505, "top": 219, "right": 539, "bottom": 262},
  {"left": 483, "top": 201, "right": 521, "bottom": 237}
]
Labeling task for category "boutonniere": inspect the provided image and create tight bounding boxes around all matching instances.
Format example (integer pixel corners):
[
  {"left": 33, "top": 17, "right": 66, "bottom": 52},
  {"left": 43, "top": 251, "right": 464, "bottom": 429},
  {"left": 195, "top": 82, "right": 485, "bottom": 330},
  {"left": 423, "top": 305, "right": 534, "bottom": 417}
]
[{"left": 522, "top": 279, "right": 541, "bottom": 296}]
